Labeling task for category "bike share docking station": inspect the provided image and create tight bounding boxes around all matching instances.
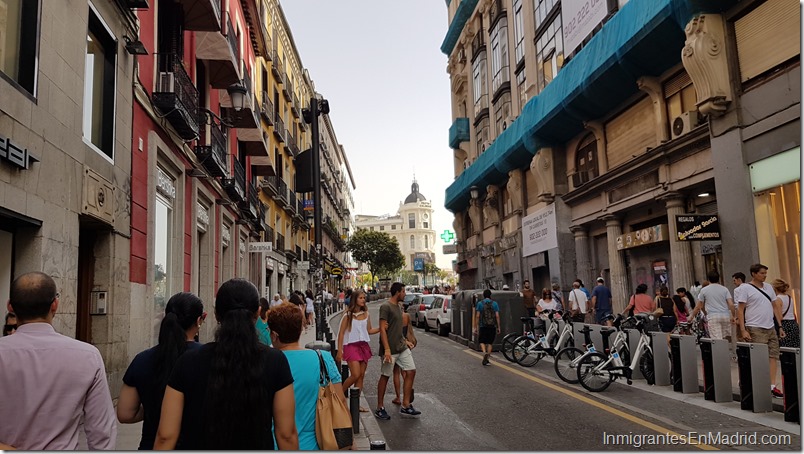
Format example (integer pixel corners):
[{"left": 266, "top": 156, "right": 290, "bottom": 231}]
[
  {"left": 779, "top": 347, "right": 800, "bottom": 423},
  {"left": 623, "top": 328, "right": 644, "bottom": 380},
  {"left": 669, "top": 334, "right": 699, "bottom": 394},
  {"left": 699, "top": 338, "right": 732, "bottom": 403},
  {"left": 736, "top": 342, "right": 772, "bottom": 413},
  {"left": 649, "top": 332, "right": 672, "bottom": 386}
]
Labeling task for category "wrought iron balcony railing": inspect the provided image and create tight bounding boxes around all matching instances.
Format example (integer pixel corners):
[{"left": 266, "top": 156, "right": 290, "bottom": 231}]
[
  {"left": 274, "top": 117, "right": 286, "bottom": 143},
  {"left": 153, "top": 53, "right": 199, "bottom": 140},
  {"left": 225, "top": 15, "right": 238, "bottom": 62},
  {"left": 261, "top": 91, "right": 274, "bottom": 125},
  {"left": 238, "top": 181, "right": 259, "bottom": 220},
  {"left": 195, "top": 120, "right": 227, "bottom": 178},
  {"left": 222, "top": 159, "right": 246, "bottom": 202}
]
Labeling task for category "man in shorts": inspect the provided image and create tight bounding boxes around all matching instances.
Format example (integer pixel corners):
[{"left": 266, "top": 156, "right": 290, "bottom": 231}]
[
  {"left": 737, "top": 263, "right": 785, "bottom": 398},
  {"left": 375, "top": 282, "right": 420, "bottom": 420},
  {"left": 474, "top": 289, "right": 500, "bottom": 366},
  {"left": 690, "top": 270, "right": 734, "bottom": 341},
  {"left": 591, "top": 277, "right": 614, "bottom": 327}
]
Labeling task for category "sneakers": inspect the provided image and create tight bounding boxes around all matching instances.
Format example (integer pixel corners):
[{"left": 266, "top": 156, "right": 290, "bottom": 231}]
[
  {"left": 374, "top": 407, "right": 391, "bottom": 420},
  {"left": 482, "top": 353, "right": 490, "bottom": 366},
  {"left": 772, "top": 387, "right": 784, "bottom": 398},
  {"left": 400, "top": 405, "right": 422, "bottom": 417}
]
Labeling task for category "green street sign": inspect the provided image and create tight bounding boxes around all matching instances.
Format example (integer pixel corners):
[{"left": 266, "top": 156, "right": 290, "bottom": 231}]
[{"left": 440, "top": 230, "right": 454, "bottom": 243}]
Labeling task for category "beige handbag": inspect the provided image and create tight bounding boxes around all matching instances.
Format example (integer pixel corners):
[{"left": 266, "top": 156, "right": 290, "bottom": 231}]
[{"left": 314, "top": 351, "right": 354, "bottom": 450}]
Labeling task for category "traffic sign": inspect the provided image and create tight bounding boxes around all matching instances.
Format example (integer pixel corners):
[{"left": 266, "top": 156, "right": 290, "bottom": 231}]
[
  {"left": 413, "top": 258, "right": 424, "bottom": 271},
  {"left": 443, "top": 244, "right": 457, "bottom": 254},
  {"left": 248, "top": 242, "right": 273, "bottom": 253}
]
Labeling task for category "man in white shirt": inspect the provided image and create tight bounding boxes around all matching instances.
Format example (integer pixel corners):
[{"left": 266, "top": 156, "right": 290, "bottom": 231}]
[
  {"left": 691, "top": 270, "right": 734, "bottom": 341},
  {"left": 568, "top": 280, "right": 588, "bottom": 322},
  {"left": 732, "top": 272, "right": 747, "bottom": 311},
  {"left": 736, "top": 263, "right": 785, "bottom": 398}
]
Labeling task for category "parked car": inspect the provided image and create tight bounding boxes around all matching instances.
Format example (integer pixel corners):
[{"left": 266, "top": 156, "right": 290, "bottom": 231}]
[
  {"left": 425, "top": 295, "right": 452, "bottom": 336},
  {"left": 406, "top": 294, "right": 436, "bottom": 328},
  {"left": 402, "top": 292, "right": 422, "bottom": 310}
]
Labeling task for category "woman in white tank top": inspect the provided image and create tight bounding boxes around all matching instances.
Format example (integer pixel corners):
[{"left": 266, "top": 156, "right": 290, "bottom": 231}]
[{"left": 336, "top": 290, "right": 379, "bottom": 411}]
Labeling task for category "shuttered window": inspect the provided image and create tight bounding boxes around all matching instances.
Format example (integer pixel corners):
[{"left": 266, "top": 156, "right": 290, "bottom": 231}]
[{"left": 734, "top": 0, "right": 800, "bottom": 83}]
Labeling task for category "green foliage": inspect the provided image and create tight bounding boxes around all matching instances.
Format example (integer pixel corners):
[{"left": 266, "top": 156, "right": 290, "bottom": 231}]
[{"left": 347, "top": 229, "right": 405, "bottom": 280}]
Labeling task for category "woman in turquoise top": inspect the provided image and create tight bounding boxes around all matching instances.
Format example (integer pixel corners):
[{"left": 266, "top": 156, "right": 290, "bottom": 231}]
[
  {"left": 267, "top": 302, "right": 345, "bottom": 450},
  {"left": 256, "top": 297, "right": 272, "bottom": 346}
]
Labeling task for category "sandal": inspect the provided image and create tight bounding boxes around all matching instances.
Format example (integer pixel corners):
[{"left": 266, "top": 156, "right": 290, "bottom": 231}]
[
  {"left": 359, "top": 406, "right": 370, "bottom": 413},
  {"left": 391, "top": 397, "right": 401, "bottom": 405}
]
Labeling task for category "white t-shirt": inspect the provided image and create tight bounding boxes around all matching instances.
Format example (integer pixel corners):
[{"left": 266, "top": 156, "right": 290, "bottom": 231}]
[
  {"left": 569, "top": 288, "right": 588, "bottom": 313},
  {"left": 270, "top": 298, "right": 283, "bottom": 308},
  {"left": 305, "top": 297, "right": 314, "bottom": 312},
  {"left": 780, "top": 294, "right": 796, "bottom": 321},
  {"left": 537, "top": 299, "right": 559, "bottom": 312},
  {"left": 741, "top": 282, "right": 776, "bottom": 330},
  {"left": 697, "top": 283, "right": 732, "bottom": 315},
  {"left": 733, "top": 283, "right": 748, "bottom": 308}
]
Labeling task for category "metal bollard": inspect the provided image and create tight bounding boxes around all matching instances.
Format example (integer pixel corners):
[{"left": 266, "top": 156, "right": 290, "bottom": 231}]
[
  {"left": 369, "top": 440, "right": 386, "bottom": 450},
  {"left": 669, "top": 334, "right": 698, "bottom": 393},
  {"left": 327, "top": 339, "right": 337, "bottom": 359},
  {"left": 573, "top": 323, "right": 586, "bottom": 349},
  {"left": 650, "top": 332, "right": 672, "bottom": 386},
  {"left": 349, "top": 388, "right": 360, "bottom": 434},
  {"left": 736, "top": 342, "right": 772, "bottom": 413},
  {"left": 624, "top": 328, "right": 643, "bottom": 380},
  {"left": 779, "top": 347, "right": 800, "bottom": 423},
  {"left": 341, "top": 362, "right": 350, "bottom": 381},
  {"left": 699, "top": 338, "right": 732, "bottom": 402}
]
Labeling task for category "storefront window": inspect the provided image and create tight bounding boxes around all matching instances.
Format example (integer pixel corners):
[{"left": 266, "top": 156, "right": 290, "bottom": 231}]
[{"left": 154, "top": 194, "right": 172, "bottom": 344}]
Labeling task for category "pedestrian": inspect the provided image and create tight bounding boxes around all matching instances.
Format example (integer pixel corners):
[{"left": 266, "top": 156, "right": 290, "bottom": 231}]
[
  {"left": 473, "top": 289, "right": 501, "bottom": 366},
  {"left": 154, "top": 278, "right": 298, "bottom": 449},
  {"left": 338, "top": 288, "right": 346, "bottom": 310},
  {"left": 536, "top": 288, "right": 560, "bottom": 314},
  {"left": 268, "top": 303, "right": 347, "bottom": 450},
  {"left": 118, "top": 292, "right": 205, "bottom": 449},
  {"left": 3, "top": 312, "right": 16, "bottom": 336},
  {"left": 257, "top": 297, "right": 272, "bottom": 346},
  {"left": 336, "top": 289, "right": 380, "bottom": 413},
  {"left": 689, "top": 280, "right": 703, "bottom": 303},
  {"left": 590, "top": 277, "right": 614, "bottom": 327},
  {"left": 568, "top": 280, "right": 589, "bottom": 323},
  {"left": 655, "top": 286, "right": 677, "bottom": 333},
  {"left": 521, "top": 280, "right": 537, "bottom": 318},
  {"left": 271, "top": 293, "right": 283, "bottom": 309},
  {"left": 736, "top": 264, "right": 785, "bottom": 398},
  {"left": 772, "top": 278, "right": 799, "bottom": 348},
  {"left": 577, "top": 279, "right": 592, "bottom": 299},
  {"left": 551, "top": 283, "right": 564, "bottom": 311},
  {"left": 672, "top": 290, "right": 690, "bottom": 333},
  {"left": 392, "top": 311, "right": 417, "bottom": 407},
  {"left": 375, "top": 282, "right": 420, "bottom": 420},
  {"left": 690, "top": 270, "right": 735, "bottom": 342},
  {"left": 622, "top": 283, "right": 655, "bottom": 316},
  {"left": 0, "top": 272, "right": 116, "bottom": 449},
  {"left": 675, "top": 288, "right": 692, "bottom": 316},
  {"left": 305, "top": 289, "right": 315, "bottom": 330},
  {"left": 732, "top": 272, "right": 748, "bottom": 313}
]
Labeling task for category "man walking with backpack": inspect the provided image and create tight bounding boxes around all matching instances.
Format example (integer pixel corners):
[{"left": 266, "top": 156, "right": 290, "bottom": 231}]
[{"left": 473, "top": 289, "right": 501, "bottom": 366}]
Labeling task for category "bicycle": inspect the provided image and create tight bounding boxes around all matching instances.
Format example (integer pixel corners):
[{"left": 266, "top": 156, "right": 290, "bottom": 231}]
[
  {"left": 501, "top": 316, "right": 540, "bottom": 362},
  {"left": 576, "top": 314, "right": 656, "bottom": 392},
  {"left": 553, "top": 314, "right": 629, "bottom": 384},
  {"left": 512, "top": 311, "right": 574, "bottom": 367}
]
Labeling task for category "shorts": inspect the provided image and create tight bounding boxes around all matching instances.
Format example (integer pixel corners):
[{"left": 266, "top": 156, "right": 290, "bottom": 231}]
[
  {"left": 478, "top": 326, "right": 497, "bottom": 345},
  {"left": 596, "top": 311, "right": 613, "bottom": 324},
  {"left": 380, "top": 348, "right": 415, "bottom": 376},
  {"left": 707, "top": 313, "right": 732, "bottom": 340},
  {"left": 342, "top": 341, "right": 373, "bottom": 362},
  {"left": 659, "top": 316, "right": 677, "bottom": 333},
  {"left": 746, "top": 326, "right": 779, "bottom": 359}
]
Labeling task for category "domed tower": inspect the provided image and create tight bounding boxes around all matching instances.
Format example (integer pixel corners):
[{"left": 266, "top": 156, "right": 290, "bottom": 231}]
[
  {"left": 404, "top": 180, "right": 427, "bottom": 204},
  {"left": 397, "top": 177, "right": 436, "bottom": 272}
]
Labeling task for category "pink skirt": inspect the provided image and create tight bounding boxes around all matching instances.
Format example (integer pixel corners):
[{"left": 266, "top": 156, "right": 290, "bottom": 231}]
[{"left": 342, "top": 341, "right": 373, "bottom": 362}]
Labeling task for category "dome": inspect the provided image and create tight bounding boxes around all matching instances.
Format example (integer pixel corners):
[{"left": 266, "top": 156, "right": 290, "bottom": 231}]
[{"left": 404, "top": 180, "right": 426, "bottom": 204}]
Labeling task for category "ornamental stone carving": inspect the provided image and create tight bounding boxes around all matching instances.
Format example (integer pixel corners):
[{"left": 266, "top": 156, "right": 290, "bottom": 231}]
[
  {"left": 637, "top": 76, "right": 670, "bottom": 142},
  {"left": 453, "top": 214, "right": 464, "bottom": 242},
  {"left": 529, "top": 148, "right": 554, "bottom": 203},
  {"left": 483, "top": 184, "right": 500, "bottom": 226},
  {"left": 468, "top": 198, "right": 482, "bottom": 234},
  {"left": 506, "top": 169, "right": 523, "bottom": 214},
  {"left": 681, "top": 14, "right": 732, "bottom": 117}
]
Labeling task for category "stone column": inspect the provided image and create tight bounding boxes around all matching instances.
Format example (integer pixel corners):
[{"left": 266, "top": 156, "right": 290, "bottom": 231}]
[
  {"left": 662, "top": 192, "right": 696, "bottom": 290},
  {"left": 570, "top": 225, "right": 592, "bottom": 289},
  {"left": 602, "top": 215, "right": 628, "bottom": 314}
]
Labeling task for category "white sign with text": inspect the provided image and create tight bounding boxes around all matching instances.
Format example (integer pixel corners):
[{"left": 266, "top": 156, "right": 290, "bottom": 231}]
[
  {"left": 562, "top": 0, "right": 609, "bottom": 55},
  {"left": 522, "top": 203, "right": 558, "bottom": 257}
]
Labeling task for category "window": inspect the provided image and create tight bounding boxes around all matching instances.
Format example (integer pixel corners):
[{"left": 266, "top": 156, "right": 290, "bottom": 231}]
[
  {"left": 370, "top": 226, "right": 374, "bottom": 231},
  {"left": 472, "top": 51, "right": 487, "bottom": 110},
  {"left": 391, "top": 225, "right": 397, "bottom": 230},
  {"left": 516, "top": 69, "right": 527, "bottom": 107},
  {"left": 408, "top": 213, "right": 415, "bottom": 229},
  {"left": 423, "top": 222, "right": 429, "bottom": 229},
  {"left": 534, "top": 0, "right": 559, "bottom": 30},
  {"left": 513, "top": 0, "right": 525, "bottom": 64},
  {"left": 379, "top": 225, "right": 385, "bottom": 231},
  {"left": 83, "top": 7, "right": 117, "bottom": 160},
  {"left": 424, "top": 235, "right": 429, "bottom": 249},
  {"left": 0, "top": 0, "right": 39, "bottom": 95},
  {"left": 410, "top": 235, "right": 415, "bottom": 249},
  {"left": 153, "top": 167, "right": 176, "bottom": 344},
  {"left": 490, "top": 19, "right": 509, "bottom": 94},
  {"left": 575, "top": 134, "right": 599, "bottom": 184},
  {"left": 535, "top": 13, "right": 563, "bottom": 93}
]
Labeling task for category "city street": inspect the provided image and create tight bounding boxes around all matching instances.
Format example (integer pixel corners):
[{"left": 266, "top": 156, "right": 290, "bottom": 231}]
[{"left": 339, "top": 300, "right": 801, "bottom": 451}]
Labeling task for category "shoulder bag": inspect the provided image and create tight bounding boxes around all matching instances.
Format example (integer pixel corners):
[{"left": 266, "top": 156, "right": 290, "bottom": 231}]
[
  {"left": 314, "top": 351, "right": 354, "bottom": 450},
  {"left": 749, "top": 283, "right": 781, "bottom": 335}
]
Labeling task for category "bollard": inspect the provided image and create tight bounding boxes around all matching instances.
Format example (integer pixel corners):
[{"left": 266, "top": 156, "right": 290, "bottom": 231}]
[
  {"left": 573, "top": 323, "right": 586, "bottom": 349},
  {"left": 349, "top": 388, "right": 361, "bottom": 434},
  {"left": 699, "top": 338, "right": 732, "bottom": 402},
  {"left": 669, "top": 334, "right": 698, "bottom": 393},
  {"left": 327, "top": 339, "right": 337, "bottom": 359},
  {"left": 341, "top": 363, "right": 350, "bottom": 381},
  {"left": 369, "top": 440, "right": 386, "bottom": 450},
  {"left": 586, "top": 325, "right": 604, "bottom": 352},
  {"left": 779, "top": 347, "right": 800, "bottom": 423},
  {"left": 736, "top": 342, "right": 772, "bottom": 413},
  {"left": 624, "top": 328, "right": 643, "bottom": 380},
  {"left": 650, "top": 332, "right": 672, "bottom": 386}
]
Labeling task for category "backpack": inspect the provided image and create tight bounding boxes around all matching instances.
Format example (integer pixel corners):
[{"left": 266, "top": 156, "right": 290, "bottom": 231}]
[{"left": 482, "top": 300, "right": 497, "bottom": 327}]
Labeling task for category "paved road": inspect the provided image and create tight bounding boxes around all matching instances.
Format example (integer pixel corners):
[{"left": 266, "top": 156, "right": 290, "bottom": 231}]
[{"left": 334, "top": 300, "right": 800, "bottom": 451}]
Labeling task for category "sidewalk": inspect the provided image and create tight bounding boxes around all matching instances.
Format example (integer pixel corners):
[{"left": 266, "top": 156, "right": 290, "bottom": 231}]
[{"left": 108, "top": 309, "right": 387, "bottom": 450}]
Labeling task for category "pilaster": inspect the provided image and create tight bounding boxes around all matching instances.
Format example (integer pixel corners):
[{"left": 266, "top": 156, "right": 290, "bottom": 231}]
[
  {"left": 637, "top": 76, "right": 670, "bottom": 142},
  {"left": 602, "top": 215, "right": 628, "bottom": 314},
  {"left": 659, "top": 192, "right": 696, "bottom": 291},
  {"left": 570, "top": 225, "right": 592, "bottom": 291}
]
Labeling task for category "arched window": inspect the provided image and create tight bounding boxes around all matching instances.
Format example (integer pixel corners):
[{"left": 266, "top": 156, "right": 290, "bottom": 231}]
[
  {"left": 410, "top": 235, "right": 415, "bottom": 249},
  {"left": 424, "top": 235, "right": 429, "bottom": 249},
  {"left": 575, "top": 134, "right": 599, "bottom": 185}
]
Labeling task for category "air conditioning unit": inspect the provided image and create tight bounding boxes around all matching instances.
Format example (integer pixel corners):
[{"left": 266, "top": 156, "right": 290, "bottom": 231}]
[
  {"left": 157, "top": 72, "right": 175, "bottom": 92},
  {"left": 671, "top": 111, "right": 700, "bottom": 139},
  {"left": 502, "top": 115, "right": 517, "bottom": 131}
]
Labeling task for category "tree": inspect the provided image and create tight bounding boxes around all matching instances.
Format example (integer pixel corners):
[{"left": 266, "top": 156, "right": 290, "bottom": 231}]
[
  {"left": 347, "top": 229, "right": 405, "bottom": 283},
  {"left": 423, "top": 263, "right": 440, "bottom": 286}
]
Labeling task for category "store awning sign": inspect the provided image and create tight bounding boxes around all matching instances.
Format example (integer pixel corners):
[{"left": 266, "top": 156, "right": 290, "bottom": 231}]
[
  {"left": 616, "top": 224, "right": 669, "bottom": 250},
  {"left": 676, "top": 215, "right": 721, "bottom": 241}
]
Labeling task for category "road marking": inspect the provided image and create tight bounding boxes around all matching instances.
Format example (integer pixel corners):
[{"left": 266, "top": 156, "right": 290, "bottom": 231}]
[{"left": 463, "top": 349, "right": 717, "bottom": 451}]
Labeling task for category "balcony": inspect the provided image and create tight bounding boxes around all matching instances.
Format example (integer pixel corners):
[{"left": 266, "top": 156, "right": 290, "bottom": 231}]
[
  {"left": 222, "top": 159, "right": 246, "bottom": 202},
  {"left": 273, "top": 117, "right": 286, "bottom": 143},
  {"left": 276, "top": 233, "right": 285, "bottom": 255},
  {"left": 287, "top": 132, "right": 299, "bottom": 158},
  {"left": 265, "top": 224, "right": 274, "bottom": 245},
  {"left": 255, "top": 203, "right": 267, "bottom": 232},
  {"left": 472, "top": 29, "right": 486, "bottom": 59},
  {"left": 195, "top": 121, "right": 227, "bottom": 178},
  {"left": 282, "top": 76, "right": 292, "bottom": 101},
  {"left": 260, "top": 175, "right": 279, "bottom": 197},
  {"left": 272, "top": 53, "right": 283, "bottom": 78},
  {"left": 238, "top": 181, "right": 259, "bottom": 220},
  {"left": 176, "top": 0, "right": 221, "bottom": 31},
  {"left": 220, "top": 73, "right": 267, "bottom": 156},
  {"left": 261, "top": 91, "right": 274, "bottom": 126},
  {"left": 448, "top": 117, "right": 470, "bottom": 149},
  {"left": 265, "top": 176, "right": 288, "bottom": 205},
  {"left": 196, "top": 13, "right": 240, "bottom": 88},
  {"left": 251, "top": 153, "right": 275, "bottom": 177},
  {"left": 153, "top": 54, "right": 199, "bottom": 140},
  {"left": 283, "top": 189, "right": 296, "bottom": 214},
  {"left": 295, "top": 197, "right": 306, "bottom": 222},
  {"left": 291, "top": 93, "right": 300, "bottom": 118}
]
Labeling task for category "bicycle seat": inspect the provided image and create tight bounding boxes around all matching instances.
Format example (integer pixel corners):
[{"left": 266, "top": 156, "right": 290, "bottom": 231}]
[
  {"left": 579, "top": 326, "right": 593, "bottom": 334},
  {"left": 600, "top": 327, "right": 617, "bottom": 339}
]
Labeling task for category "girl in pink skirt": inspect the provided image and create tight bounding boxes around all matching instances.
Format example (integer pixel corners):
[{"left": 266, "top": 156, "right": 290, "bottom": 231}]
[{"left": 336, "top": 290, "right": 379, "bottom": 412}]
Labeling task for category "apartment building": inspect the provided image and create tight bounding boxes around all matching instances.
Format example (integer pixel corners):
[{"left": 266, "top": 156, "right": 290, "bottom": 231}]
[{"left": 444, "top": 0, "right": 799, "bottom": 311}]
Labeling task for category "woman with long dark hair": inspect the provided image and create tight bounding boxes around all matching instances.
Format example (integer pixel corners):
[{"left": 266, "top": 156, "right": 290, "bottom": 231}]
[
  {"left": 655, "top": 286, "right": 677, "bottom": 333},
  {"left": 117, "top": 292, "right": 205, "bottom": 450},
  {"left": 336, "top": 290, "right": 380, "bottom": 411},
  {"left": 304, "top": 289, "right": 315, "bottom": 330},
  {"left": 154, "top": 279, "right": 298, "bottom": 450}
]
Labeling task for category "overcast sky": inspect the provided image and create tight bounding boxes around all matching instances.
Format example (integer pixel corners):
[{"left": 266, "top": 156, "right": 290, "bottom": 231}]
[{"left": 280, "top": 0, "right": 456, "bottom": 270}]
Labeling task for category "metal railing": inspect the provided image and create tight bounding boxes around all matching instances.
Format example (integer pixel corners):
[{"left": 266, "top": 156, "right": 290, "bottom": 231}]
[
  {"left": 225, "top": 15, "right": 238, "bottom": 61},
  {"left": 261, "top": 91, "right": 274, "bottom": 124},
  {"left": 154, "top": 53, "right": 199, "bottom": 139},
  {"left": 274, "top": 116, "right": 286, "bottom": 142},
  {"left": 276, "top": 233, "right": 285, "bottom": 252},
  {"left": 277, "top": 176, "right": 289, "bottom": 203},
  {"left": 232, "top": 159, "right": 246, "bottom": 195},
  {"left": 288, "top": 190, "right": 297, "bottom": 212},
  {"left": 265, "top": 224, "right": 275, "bottom": 244}
]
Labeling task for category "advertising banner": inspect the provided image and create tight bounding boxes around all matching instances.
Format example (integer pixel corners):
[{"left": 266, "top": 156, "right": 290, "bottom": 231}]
[
  {"left": 521, "top": 203, "right": 558, "bottom": 257},
  {"left": 562, "top": 0, "right": 609, "bottom": 55},
  {"left": 676, "top": 215, "right": 721, "bottom": 241}
]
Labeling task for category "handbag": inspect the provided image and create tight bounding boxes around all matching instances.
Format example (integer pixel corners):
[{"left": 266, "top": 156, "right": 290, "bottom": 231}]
[
  {"left": 749, "top": 284, "right": 781, "bottom": 335},
  {"left": 314, "top": 351, "right": 354, "bottom": 450}
]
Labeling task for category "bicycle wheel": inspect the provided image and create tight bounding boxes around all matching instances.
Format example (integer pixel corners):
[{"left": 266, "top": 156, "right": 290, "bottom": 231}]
[
  {"left": 501, "top": 333, "right": 520, "bottom": 362},
  {"left": 554, "top": 347, "right": 584, "bottom": 384},
  {"left": 577, "top": 352, "right": 614, "bottom": 392},
  {"left": 513, "top": 337, "right": 543, "bottom": 367},
  {"left": 639, "top": 350, "right": 655, "bottom": 385}
]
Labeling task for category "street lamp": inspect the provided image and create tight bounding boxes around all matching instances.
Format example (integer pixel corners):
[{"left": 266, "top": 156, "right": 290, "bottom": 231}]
[
  {"left": 199, "top": 82, "right": 248, "bottom": 129},
  {"left": 470, "top": 185, "right": 480, "bottom": 200}
]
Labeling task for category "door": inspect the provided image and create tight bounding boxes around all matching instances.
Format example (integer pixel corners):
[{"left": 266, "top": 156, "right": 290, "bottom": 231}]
[{"left": 77, "top": 229, "right": 97, "bottom": 342}]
